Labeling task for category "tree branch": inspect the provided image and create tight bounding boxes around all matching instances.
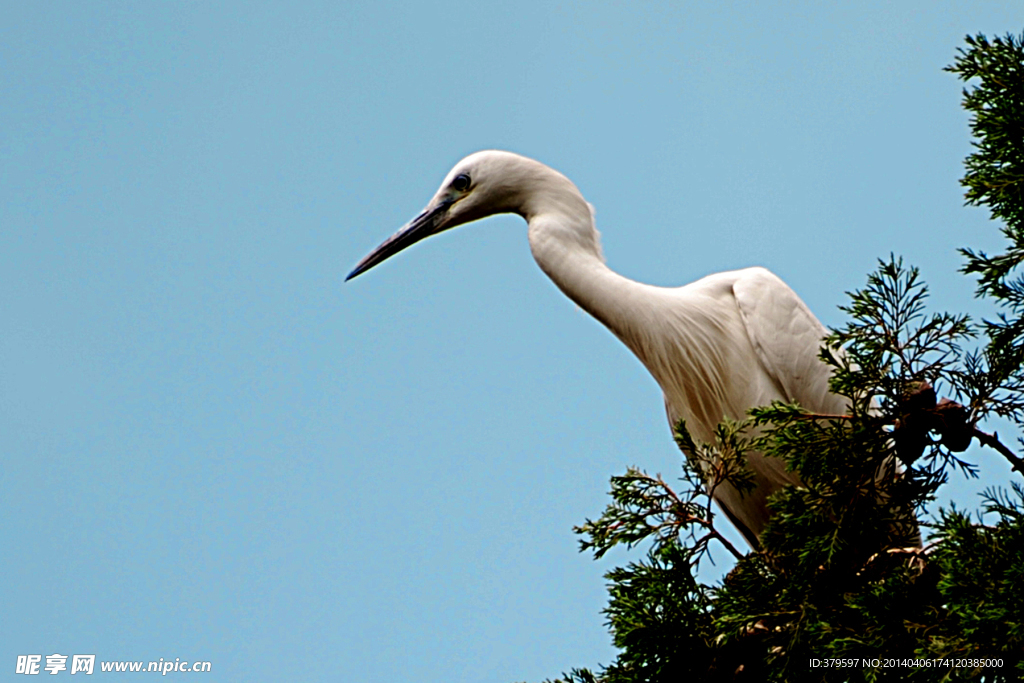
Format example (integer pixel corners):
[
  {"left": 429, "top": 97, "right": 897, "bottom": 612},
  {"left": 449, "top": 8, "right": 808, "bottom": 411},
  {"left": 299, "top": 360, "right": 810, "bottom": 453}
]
[{"left": 973, "top": 427, "right": 1024, "bottom": 475}]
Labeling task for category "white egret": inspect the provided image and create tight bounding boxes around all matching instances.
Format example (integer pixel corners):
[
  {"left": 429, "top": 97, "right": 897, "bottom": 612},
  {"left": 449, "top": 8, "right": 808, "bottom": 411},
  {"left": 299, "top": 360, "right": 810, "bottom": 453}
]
[{"left": 347, "top": 150, "right": 847, "bottom": 549}]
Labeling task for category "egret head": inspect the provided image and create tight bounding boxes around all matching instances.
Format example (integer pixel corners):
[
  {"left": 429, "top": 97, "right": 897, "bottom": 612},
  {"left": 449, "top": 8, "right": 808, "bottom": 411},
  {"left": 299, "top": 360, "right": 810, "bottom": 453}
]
[{"left": 346, "top": 150, "right": 546, "bottom": 281}]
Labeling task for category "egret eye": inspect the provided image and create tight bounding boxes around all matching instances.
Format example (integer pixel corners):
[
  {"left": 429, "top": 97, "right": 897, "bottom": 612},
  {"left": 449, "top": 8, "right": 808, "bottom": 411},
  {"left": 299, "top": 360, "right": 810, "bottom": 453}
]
[{"left": 452, "top": 174, "right": 471, "bottom": 192}]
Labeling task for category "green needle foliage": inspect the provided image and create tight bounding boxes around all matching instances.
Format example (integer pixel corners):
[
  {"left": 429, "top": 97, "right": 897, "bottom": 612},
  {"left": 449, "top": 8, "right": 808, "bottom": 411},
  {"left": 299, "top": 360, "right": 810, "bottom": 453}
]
[
  {"left": 536, "top": 32, "right": 1024, "bottom": 683},
  {"left": 955, "top": 33, "right": 1024, "bottom": 428}
]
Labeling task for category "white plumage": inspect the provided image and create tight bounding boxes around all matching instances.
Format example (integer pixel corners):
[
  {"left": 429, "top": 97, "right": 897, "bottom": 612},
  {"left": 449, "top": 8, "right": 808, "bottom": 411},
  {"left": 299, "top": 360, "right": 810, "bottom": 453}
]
[{"left": 348, "top": 150, "right": 845, "bottom": 548}]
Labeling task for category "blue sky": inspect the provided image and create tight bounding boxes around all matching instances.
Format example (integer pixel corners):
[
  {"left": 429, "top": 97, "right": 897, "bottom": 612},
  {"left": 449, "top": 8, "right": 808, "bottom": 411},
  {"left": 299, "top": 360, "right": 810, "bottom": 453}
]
[{"left": 2, "top": 2, "right": 1022, "bottom": 681}]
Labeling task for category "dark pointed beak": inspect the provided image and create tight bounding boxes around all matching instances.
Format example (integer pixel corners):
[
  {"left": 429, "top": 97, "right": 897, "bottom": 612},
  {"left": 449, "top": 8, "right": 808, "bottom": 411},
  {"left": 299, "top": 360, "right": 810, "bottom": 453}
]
[{"left": 346, "top": 199, "right": 454, "bottom": 281}]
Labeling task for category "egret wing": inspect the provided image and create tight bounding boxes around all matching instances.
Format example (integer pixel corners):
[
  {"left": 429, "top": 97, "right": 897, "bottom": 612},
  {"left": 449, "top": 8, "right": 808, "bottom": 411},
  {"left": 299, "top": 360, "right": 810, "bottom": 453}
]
[{"left": 732, "top": 268, "right": 843, "bottom": 415}]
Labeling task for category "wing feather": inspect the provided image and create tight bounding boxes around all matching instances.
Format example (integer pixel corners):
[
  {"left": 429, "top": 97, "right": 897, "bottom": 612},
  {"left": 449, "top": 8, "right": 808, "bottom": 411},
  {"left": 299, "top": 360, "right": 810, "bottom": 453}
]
[{"left": 732, "top": 268, "right": 844, "bottom": 415}]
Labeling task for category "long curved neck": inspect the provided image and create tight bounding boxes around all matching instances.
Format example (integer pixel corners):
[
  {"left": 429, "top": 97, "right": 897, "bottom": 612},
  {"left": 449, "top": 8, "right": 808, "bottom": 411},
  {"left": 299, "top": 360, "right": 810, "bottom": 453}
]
[
  {"left": 519, "top": 170, "right": 737, "bottom": 440},
  {"left": 521, "top": 174, "right": 648, "bottom": 345}
]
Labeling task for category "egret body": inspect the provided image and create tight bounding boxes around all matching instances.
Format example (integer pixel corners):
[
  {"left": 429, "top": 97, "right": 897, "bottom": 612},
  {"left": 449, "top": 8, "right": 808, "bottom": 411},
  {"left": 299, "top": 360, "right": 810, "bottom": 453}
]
[{"left": 348, "top": 151, "right": 845, "bottom": 548}]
